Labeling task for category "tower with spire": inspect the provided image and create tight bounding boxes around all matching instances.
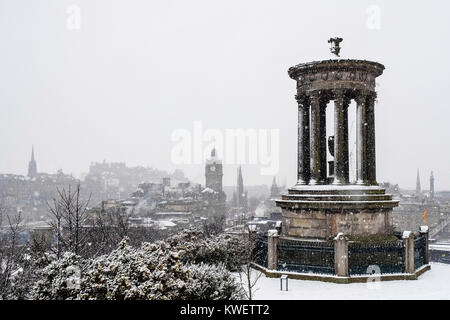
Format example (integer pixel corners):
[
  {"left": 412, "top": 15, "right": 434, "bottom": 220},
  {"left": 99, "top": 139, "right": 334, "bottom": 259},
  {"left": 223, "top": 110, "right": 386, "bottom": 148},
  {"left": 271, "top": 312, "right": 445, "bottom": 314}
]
[
  {"left": 416, "top": 170, "right": 421, "bottom": 196},
  {"left": 270, "top": 176, "right": 280, "bottom": 198},
  {"left": 430, "top": 171, "right": 435, "bottom": 201},
  {"left": 236, "top": 166, "right": 247, "bottom": 208},
  {"left": 28, "top": 146, "right": 37, "bottom": 178},
  {"left": 204, "top": 147, "right": 225, "bottom": 202}
]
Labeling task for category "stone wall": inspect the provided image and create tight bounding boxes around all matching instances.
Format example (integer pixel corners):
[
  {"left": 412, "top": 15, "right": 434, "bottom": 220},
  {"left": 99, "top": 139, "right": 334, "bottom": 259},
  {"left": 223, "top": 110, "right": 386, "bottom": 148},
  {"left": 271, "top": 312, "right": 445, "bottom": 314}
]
[{"left": 282, "top": 208, "right": 393, "bottom": 239}]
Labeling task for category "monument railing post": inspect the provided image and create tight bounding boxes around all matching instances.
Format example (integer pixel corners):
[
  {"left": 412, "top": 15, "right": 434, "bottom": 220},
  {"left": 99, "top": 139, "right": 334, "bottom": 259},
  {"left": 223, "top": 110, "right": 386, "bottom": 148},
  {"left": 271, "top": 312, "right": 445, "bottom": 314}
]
[
  {"left": 267, "top": 229, "right": 279, "bottom": 270},
  {"left": 334, "top": 233, "right": 349, "bottom": 277},
  {"left": 403, "top": 231, "right": 415, "bottom": 274},
  {"left": 419, "top": 226, "right": 429, "bottom": 265}
]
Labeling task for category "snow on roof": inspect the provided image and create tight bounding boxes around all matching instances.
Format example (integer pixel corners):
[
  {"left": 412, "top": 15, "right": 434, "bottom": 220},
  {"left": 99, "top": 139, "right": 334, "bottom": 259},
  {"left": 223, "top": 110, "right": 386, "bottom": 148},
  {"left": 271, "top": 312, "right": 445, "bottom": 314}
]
[
  {"left": 202, "top": 187, "right": 217, "bottom": 193},
  {"left": 248, "top": 220, "right": 269, "bottom": 225},
  {"left": 154, "top": 211, "right": 191, "bottom": 215},
  {"left": 429, "top": 243, "right": 450, "bottom": 252},
  {"left": 157, "top": 220, "right": 176, "bottom": 228}
]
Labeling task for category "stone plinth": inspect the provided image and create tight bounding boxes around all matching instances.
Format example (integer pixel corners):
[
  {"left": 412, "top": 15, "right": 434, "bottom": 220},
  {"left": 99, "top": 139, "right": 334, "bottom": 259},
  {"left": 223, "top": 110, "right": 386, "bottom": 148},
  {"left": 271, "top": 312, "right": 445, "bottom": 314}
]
[{"left": 276, "top": 185, "right": 398, "bottom": 239}]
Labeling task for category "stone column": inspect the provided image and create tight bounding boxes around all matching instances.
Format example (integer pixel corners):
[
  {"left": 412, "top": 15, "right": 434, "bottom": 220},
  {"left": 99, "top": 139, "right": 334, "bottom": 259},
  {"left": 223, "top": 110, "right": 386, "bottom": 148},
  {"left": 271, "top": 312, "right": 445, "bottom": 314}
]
[
  {"left": 403, "top": 231, "right": 415, "bottom": 274},
  {"left": 319, "top": 99, "right": 328, "bottom": 183},
  {"left": 334, "top": 233, "right": 349, "bottom": 277},
  {"left": 296, "top": 95, "right": 310, "bottom": 185},
  {"left": 355, "top": 92, "right": 368, "bottom": 185},
  {"left": 309, "top": 92, "right": 323, "bottom": 185},
  {"left": 333, "top": 89, "right": 349, "bottom": 185},
  {"left": 366, "top": 93, "right": 377, "bottom": 185},
  {"left": 343, "top": 98, "right": 350, "bottom": 183},
  {"left": 267, "top": 230, "right": 279, "bottom": 270}
]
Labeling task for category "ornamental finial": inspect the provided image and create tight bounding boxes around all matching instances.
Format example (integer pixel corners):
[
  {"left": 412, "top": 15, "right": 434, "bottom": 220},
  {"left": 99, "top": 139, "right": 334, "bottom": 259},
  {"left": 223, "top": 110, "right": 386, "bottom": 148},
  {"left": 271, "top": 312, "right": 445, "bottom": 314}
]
[{"left": 328, "top": 37, "right": 343, "bottom": 57}]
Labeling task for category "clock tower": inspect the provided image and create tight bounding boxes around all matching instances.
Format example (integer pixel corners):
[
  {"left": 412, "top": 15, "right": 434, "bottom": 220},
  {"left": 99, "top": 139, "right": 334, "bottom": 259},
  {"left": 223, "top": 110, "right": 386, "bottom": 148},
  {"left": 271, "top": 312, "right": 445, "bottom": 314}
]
[{"left": 205, "top": 147, "right": 223, "bottom": 195}]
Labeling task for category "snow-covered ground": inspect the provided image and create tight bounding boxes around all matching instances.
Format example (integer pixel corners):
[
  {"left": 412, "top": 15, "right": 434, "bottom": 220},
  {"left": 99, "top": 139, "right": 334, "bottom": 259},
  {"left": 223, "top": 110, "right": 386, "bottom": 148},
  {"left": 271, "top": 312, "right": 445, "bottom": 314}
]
[{"left": 252, "top": 263, "right": 450, "bottom": 300}]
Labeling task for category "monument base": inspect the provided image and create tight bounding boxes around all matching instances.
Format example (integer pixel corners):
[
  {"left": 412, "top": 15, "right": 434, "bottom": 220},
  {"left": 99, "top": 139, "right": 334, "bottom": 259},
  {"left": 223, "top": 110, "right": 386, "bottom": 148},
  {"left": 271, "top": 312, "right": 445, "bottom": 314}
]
[{"left": 276, "top": 185, "right": 399, "bottom": 239}]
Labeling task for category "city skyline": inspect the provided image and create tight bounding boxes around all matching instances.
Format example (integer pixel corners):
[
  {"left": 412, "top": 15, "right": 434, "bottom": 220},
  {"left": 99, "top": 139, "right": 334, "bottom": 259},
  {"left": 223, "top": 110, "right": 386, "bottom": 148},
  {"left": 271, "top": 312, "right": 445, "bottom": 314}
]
[
  {"left": 1, "top": 1, "right": 449, "bottom": 189},
  {"left": 8, "top": 144, "right": 445, "bottom": 192}
]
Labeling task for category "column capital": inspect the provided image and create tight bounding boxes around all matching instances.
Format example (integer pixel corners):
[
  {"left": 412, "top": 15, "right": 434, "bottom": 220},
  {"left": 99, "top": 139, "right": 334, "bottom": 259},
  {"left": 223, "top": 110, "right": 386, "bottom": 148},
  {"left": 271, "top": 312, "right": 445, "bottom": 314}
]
[
  {"left": 355, "top": 91, "right": 369, "bottom": 104},
  {"left": 332, "top": 88, "right": 346, "bottom": 101},
  {"left": 295, "top": 94, "right": 308, "bottom": 104},
  {"left": 309, "top": 91, "right": 322, "bottom": 104},
  {"left": 366, "top": 91, "right": 377, "bottom": 101}
]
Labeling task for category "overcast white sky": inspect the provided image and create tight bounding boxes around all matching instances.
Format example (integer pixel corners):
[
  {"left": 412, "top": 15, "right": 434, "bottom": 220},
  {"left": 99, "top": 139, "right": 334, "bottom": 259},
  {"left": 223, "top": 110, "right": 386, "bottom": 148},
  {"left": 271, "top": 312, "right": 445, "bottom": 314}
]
[{"left": 0, "top": 0, "right": 449, "bottom": 190}]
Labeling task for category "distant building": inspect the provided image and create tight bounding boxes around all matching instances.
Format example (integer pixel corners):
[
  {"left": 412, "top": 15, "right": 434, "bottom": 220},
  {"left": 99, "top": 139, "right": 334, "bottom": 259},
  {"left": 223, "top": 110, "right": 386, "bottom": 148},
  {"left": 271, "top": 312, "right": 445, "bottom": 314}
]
[
  {"left": 162, "top": 177, "right": 171, "bottom": 187},
  {"left": 205, "top": 148, "right": 225, "bottom": 201},
  {"left": 270, "top": 177, "right": 280, "bottom": 198},
  {"left": 393, "top": 170, "right": 442, "bottom": 236},
  {"left": 200, "top": 148, "right": 226, "bottom": 218}
]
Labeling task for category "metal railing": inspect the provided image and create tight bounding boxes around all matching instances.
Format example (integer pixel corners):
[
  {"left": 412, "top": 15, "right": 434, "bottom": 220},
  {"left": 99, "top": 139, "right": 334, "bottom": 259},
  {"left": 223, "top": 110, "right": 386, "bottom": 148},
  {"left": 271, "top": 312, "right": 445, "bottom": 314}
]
[
  {"left": 252, "top": 234, "right": 268, "bottom": 268},
  {"left": 414, "top": 234, "right": 426, "bottom": 270},
  {"left": 348, "top": 240, "right": 405, "bottom": 275},
  {"left": 277, "top": 238, "right": 335, "bottom": 275}
]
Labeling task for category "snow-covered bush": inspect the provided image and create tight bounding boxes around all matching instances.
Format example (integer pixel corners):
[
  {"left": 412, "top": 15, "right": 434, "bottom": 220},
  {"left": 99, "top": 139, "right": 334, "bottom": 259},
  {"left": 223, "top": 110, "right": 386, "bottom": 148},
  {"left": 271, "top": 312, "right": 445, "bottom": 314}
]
[
  {"left": 4, "top": 249, "right": 53, "bottom": 300},
  {"left": 184, "top": 263, "right": 244, "bottom": 300},
  {"left": 32, "top": 233, "right": 245, "bottom": 300},
  {"left": 32, "top": 252, "right": 84, "bottom": 300},
  {"left": 168, "top": 229, "right": 247, "bottom": 271}
]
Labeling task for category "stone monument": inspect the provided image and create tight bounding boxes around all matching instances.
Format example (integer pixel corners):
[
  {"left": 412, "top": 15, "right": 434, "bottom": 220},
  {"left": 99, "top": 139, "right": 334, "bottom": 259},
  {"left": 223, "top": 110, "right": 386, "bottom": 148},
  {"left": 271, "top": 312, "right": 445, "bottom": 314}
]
[{"left": 276, "top": 39, "right": 399, "bottom": 239}]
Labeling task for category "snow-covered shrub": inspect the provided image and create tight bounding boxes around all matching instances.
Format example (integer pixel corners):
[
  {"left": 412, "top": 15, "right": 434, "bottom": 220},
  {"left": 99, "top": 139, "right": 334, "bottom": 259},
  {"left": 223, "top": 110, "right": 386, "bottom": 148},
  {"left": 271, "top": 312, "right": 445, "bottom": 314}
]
[
  {"left": 33, "top": 252, "right": 84, "bottom": 300},
  {"left": 184, "top": 263, "right": 244, "bottom": 300},
  {"left": 32, "top": 234, "right": 245, "bottom": 300},
  {"left": 168, "top": 229, "right": 247, "bottom": 272}
]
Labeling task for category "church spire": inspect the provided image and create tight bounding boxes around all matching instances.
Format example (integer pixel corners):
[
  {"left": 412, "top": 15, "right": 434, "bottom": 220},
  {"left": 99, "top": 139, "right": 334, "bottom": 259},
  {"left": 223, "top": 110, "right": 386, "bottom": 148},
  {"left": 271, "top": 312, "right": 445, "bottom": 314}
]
[
  {"left": 270, "top": 176, "right": 280, "bottom": 198},
  {"left": 416, "top": 169, "right": 421, "bottom": 196},
  {"left": 28, "top": 145, "right": 37, "bottom": 178},
  {"left": 236, "top": 166, "right": 246, "bottom": 208},
  {"left": 430, "top": 171, "right": 435, "bottom": 200}
]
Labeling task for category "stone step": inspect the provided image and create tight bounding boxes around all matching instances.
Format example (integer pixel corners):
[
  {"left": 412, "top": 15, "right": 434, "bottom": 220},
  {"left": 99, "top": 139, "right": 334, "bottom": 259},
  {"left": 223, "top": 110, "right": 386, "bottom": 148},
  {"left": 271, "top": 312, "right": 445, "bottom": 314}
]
[
  {"left": 281, "top": 194, "right": 393, "bottom": 202},
  {"left": 287, "top": 186, "right": 387, "bottom": 195},
  {"left": 275, "top": 198, "right": 399, "bottom": 211}
]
